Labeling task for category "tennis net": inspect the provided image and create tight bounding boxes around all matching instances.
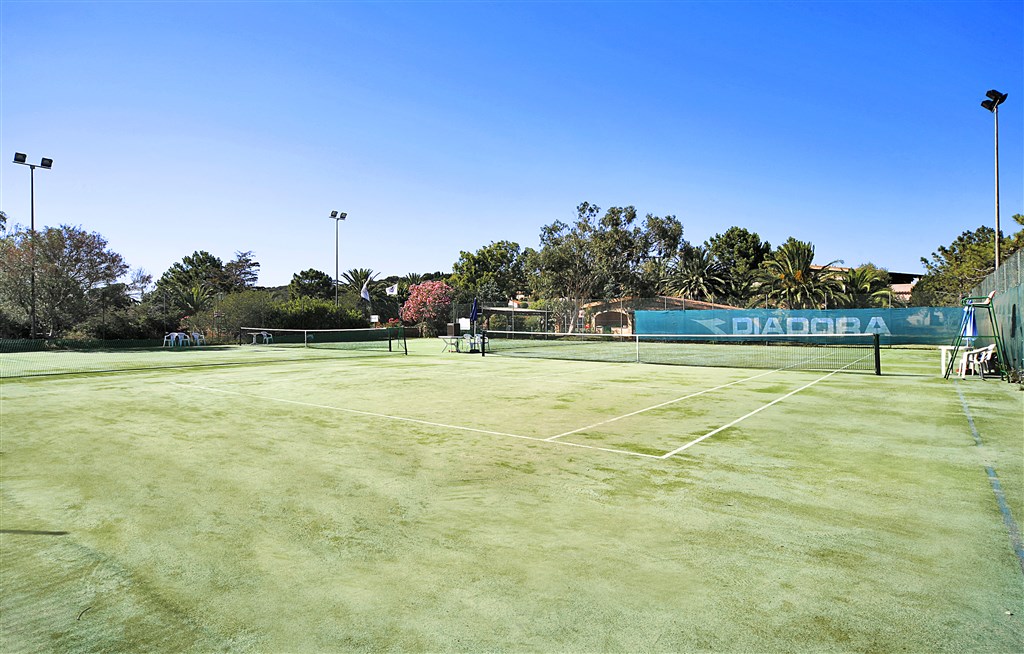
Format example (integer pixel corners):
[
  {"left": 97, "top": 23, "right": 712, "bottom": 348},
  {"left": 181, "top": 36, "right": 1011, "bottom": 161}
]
[
  {"left": 240, "top": 326, "right": 407, "bottom": 354},
  {"left": 481, "top": 330, "right": 881, "bottom": 374}
]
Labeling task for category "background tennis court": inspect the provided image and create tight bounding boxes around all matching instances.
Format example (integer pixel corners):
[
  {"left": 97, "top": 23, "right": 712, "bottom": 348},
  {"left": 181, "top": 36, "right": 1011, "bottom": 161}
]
[{"left": 2, "top": 340, "right": 1021, "bottom": 652}]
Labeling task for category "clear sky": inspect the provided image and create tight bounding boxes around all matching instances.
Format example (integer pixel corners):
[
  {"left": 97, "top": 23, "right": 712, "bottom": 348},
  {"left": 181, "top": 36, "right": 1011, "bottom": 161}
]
[{"left": 1, "top": 0, "right": 1021, "bottom": 287}]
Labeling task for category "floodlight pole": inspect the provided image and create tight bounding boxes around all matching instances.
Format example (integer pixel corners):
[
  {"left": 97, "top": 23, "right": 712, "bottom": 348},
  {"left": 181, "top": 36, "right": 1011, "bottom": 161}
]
[
  {"left": 29, "top": 166, "right": 35, "bottom": 337},
  {"left": 13, "top": 153, "right": 53, "bottom": 339},
  {"left": 981, "top": 90, "right": 1007, "bottom": 271},
  {"left": 330, "top": 211, "right": 347, "bottom": 306}
]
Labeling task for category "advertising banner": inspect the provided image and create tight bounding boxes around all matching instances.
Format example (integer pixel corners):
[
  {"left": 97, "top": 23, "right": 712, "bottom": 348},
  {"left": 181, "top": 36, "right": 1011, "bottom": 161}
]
[{"left": 635, "top": 307, "right": 963, "bottom": 345}]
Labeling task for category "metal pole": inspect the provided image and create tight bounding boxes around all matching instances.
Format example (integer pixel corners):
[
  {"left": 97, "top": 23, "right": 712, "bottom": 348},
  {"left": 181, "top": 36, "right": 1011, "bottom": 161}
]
[
  {"left": 29, "top": 166, "right": 36, "bottom": 339},
  {"left": 873, "top": 333, "right": 881, "bottom": 376},
  {"left": 335, "top": 217, "right": 339, "bottom": 307},
  {"left": 994, "top": 103, "right": 1001, "bottom": 271}
]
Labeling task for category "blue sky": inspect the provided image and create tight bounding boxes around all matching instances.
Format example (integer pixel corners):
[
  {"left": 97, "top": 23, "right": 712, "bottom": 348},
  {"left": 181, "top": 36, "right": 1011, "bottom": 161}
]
[{"left": 1, "top": 0, "right": 1021, "bottom": 287}]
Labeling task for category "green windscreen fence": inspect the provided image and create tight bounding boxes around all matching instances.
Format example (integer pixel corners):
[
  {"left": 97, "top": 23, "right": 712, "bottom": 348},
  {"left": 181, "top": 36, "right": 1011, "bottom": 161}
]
[
  {"left": 635, "top": 307, "right": 963, "bottom": 345},
  {"left": 970, "top": 248, "right": 1024, "bottom": 373}
]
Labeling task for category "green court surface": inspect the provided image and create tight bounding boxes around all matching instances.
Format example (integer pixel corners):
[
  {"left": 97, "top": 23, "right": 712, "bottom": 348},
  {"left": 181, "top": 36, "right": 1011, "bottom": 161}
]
[{"left": 2, "top": 340, "right": 1022, "bottom": 652}]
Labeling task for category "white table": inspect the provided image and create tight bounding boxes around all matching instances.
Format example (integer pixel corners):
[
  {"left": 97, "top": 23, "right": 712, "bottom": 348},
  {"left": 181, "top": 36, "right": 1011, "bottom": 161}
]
[
  {"left": 438, "top": 334, "right": 481, "bottom": 353},
  {"left": 939, "top": 345, "right": 957, "bottom": 375}
]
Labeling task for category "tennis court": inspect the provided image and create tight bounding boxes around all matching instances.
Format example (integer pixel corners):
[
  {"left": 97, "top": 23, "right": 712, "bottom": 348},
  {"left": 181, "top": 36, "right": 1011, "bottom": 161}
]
[{"left": 2, "top": 338, "right": 1022, "bottom": 652}]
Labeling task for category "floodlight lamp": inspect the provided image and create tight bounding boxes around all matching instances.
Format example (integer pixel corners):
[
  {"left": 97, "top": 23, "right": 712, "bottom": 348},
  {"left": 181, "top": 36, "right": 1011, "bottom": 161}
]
[
  {"left": 338, "top": 212, "right": 347, "bottom": 220},
  {"left": 985, "top": 89, "right": 1007, "bottom": 103},
  {"left": 330, "top": 210, "right": 338, "bottom": 218},
  {"left": 13, "top": 152, "right": 26, "bottom": 164},
  {"left": 40, "top": 157, "right": 53, "bottom": 169},
  {"left": 982, "top": 99, "right": 996, "bottom": 111}
]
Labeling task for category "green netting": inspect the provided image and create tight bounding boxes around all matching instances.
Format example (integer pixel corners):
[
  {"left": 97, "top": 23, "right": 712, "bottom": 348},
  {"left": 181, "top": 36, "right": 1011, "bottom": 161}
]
[
  {"left": 483, "top": 330, "right": 880, "bottom": 373},
  {"left": 1, "top": 327, "right": 407, "bottom": 379},
  {"left": 240, "top": 326, "right": 406, "bottom": 353}
]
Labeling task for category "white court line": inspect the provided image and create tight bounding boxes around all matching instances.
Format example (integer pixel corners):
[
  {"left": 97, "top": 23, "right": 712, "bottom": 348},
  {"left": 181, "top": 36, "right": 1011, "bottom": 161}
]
[
  {"left": 169, "top": 382, "right": 662, "bottom": 460},
  {"left": 659, "top": 368, "right": 843, "bottom": 459},
  {"left": 544, "top": 368, "right": 780, "bottom": 441}
]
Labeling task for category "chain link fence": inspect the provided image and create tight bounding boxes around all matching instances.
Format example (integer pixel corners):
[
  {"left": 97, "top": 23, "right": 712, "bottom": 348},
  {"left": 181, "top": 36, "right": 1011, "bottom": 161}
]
[{"left": 970, "top": 249, "right": 1023, "bottom": 375}]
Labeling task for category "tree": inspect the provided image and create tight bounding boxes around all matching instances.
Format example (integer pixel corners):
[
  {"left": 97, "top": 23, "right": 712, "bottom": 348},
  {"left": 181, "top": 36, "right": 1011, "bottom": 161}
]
[
  {"left": 156, "top": 250, "right": 225, "bottom": 302},
  {"left": 128, "top": 268, "right": 153, "bottom": 301},
  {"left": 400, "top": 280, "right": 454, "bottom": 336},
  {"left": 530, "top": 202, "right": 683, "bottom": 302},
  {"left": 531, "top": 215, "right": 599, "bottom": 303},
  {"left": 223, "top": 250, "right": 260, "bottom": 290},
  {"left": 273, "top": 297, "right": 366, "bottom": 330},
  {"left": 174, "top": 283, "right": 215, "bottom": 316},
  {"left": 706, "top": 227, "right": 772, "bottom": 272},
  {"left": 340, "top": 267, "right": 403, "bottom": 320},
  {"left": 836, "top": 264, "right": 893, "bottom": 308},
  {"left": 289, "top": 268, "right": 334, "bottom": 300},
  {"left": 913, "top": 216, "right": 1024, "bottom": 306},
  {"left": 340, "top": 268, "right": 377, "bottom": 296},
  {"left": 661, "top": 244, "right": 727, "bottom": 301},
  {"left": 590, "top": 204, "right": 646, "bottom": 297},
  {"left": 757, "top": 238, "right": 842, "bottom": 309},
  {"left": 340, "top": 268, "right": 380, "bottom": 309},
  {"left": 637, "top": 213, "right": 685, "bottom": 296},
  {"left": 79, "top": 283, "right": 138, "bottom": 339},
  {"left": 449, "top": 240, "right": 528, "bottom": 302},
  {"left": 706, "top": 227, "right": 771, "bottom": 305},
  {"left": 0, "top": 224, "right": 128, "bottom": 335}
]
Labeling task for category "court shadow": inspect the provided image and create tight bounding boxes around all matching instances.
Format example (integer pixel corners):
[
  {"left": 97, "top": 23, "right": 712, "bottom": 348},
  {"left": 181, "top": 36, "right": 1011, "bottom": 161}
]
[{"left": 1, "top": 529, "right": 69, "bottom": 536}]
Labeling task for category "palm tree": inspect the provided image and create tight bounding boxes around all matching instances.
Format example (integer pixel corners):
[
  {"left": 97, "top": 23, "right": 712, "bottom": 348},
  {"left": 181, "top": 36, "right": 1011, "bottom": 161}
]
[
  {"left": 172, "top": 282, "right": 214, "bottom": 315},
  {"left": 757, "top": 239, "right": 842, "bottom": 309},
  {"left": 661, "top": 245, "right": 726, "bottom": 301},
  {"left": 402, "top": 272, "right": 425, "bottom": 291},
  {"left": 340, "top": 268, "right": 378, "bottom": 298},
  {"left": 837, "top": 266, "right": 894, "bottom": 308}
]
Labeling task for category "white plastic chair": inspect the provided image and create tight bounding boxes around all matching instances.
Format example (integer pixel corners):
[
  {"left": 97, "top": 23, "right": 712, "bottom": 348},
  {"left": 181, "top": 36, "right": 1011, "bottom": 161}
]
[
  {"left": 191, "top": 332, "right": 206, "bottom": 346},
  {"left": 162, "top": 333, "right": 174, "bottom": 347},
  {"left": 958, "top": 344, "right": 997, "bottom": 379}
]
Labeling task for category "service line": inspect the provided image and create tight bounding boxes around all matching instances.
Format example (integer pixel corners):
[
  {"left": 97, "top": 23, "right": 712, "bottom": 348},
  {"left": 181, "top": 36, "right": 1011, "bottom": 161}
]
[
  {"left": 544, "top": 368, "right": 780, "bottom": 441},
  {"left": 169, "top": 382, "right": 663, "bottom": 460},
  {"left": 659, "top": 368, "right": 843, "bottom": 458}
]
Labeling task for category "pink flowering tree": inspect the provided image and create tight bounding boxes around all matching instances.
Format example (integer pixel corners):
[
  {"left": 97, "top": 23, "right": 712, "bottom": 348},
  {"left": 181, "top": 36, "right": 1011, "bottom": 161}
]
[{"left": 400, "top": 280, "right": 454, "bottom": 337}]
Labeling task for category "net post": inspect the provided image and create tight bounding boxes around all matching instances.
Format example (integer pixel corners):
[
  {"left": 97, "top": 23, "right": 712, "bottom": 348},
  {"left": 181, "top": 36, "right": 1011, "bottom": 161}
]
[
  {"left": 481, "top": 330, "right": 487, "bottom": 356},
  {"left": 873, "top": 333, "right": 881, "bottom": 375},
  {"left": 388, "top": 327, "right": 393, "bottom": 352}
]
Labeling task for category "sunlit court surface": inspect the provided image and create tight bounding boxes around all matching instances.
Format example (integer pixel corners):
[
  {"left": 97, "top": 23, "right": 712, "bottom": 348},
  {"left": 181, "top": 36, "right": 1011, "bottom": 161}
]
[{"left": 2, "top": 339, "right": 1022, "bottom": 652}]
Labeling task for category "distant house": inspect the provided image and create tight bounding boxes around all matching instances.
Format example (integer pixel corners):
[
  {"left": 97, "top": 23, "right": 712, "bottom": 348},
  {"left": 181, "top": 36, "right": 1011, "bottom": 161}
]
[
  {"left": 888, "top": 272, "right": 921, "bottom": 303},
  {"left": 582, "top": 296, "right": 741, "bottom": 335},
  {"left": 809, "top": 265, "right": 922, "bottom": 304}
]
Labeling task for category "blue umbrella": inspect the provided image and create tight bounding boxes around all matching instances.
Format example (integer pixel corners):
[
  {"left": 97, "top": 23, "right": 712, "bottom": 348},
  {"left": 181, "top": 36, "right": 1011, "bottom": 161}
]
[{"left": 470, "top": 298, "right": 479, "bottom": 324}]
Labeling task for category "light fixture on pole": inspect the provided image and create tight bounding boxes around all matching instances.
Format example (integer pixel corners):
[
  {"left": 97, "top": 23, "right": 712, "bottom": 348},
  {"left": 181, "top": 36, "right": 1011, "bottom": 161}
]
[
  {"left": 980, "top": 89, "right": 1007, "bottom": 270},
  {"left": 329, "top": 211, "right": 347, "bottom": 306},
  {"left": 12, "top": 152, "right": 54, "bottom": 339}
]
